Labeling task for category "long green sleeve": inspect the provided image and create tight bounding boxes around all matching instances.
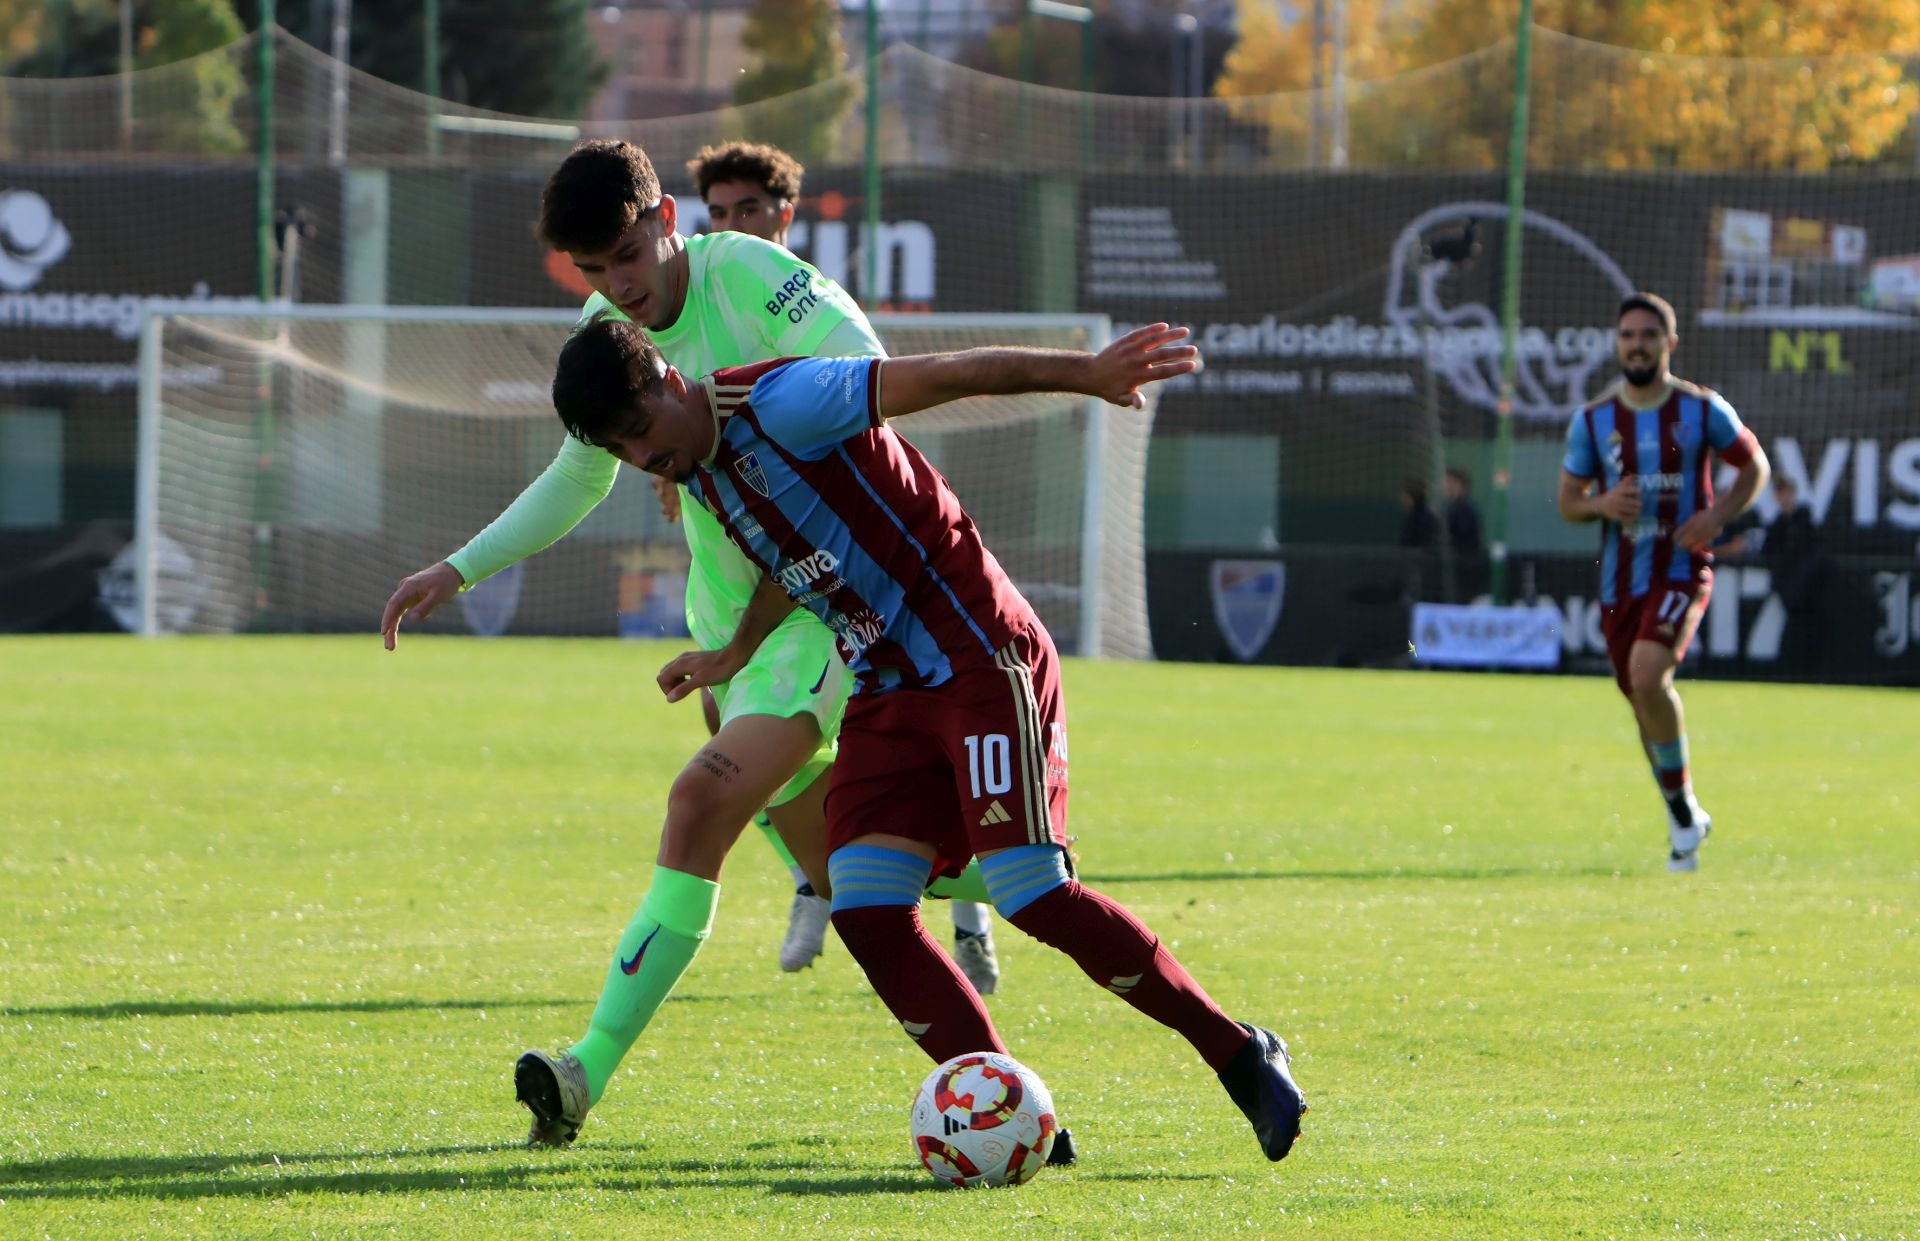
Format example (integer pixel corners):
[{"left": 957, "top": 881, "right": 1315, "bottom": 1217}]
[{"left": 445, "top": 434, "right": 619, "bottom": 588}]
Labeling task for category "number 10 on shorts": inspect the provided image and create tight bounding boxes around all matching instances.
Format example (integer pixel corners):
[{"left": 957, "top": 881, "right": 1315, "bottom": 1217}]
[{"left": 964, "top": 734, "right": 1013, "bottom": 798}]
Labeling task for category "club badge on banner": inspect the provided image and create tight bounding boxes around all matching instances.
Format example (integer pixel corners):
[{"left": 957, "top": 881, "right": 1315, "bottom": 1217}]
[
  {"left": 1210, "top": 560, "right": 1286, "bottom": 662},
  {"left": 1411, "top": 603, "right": 1564, "bottom": 670}
]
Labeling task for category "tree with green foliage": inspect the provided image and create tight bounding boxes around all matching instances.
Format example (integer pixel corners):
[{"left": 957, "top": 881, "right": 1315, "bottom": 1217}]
[
  {"left": 229, "top": 0, "right": 608, "bottom": 119},
  {"left": 5, "top": 0, "right": 244, "bottom": 78},
  {"left": 732, "top": 0, "right": 857, "bottom": 162},
  {"left": 3, "top": 0, "right": 247, "bottom": 153}
]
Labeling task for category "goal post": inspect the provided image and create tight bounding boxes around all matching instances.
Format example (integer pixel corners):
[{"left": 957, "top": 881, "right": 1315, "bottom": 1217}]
[{"left": 135, "top": 305, "right": 1155, "bottom": 659}]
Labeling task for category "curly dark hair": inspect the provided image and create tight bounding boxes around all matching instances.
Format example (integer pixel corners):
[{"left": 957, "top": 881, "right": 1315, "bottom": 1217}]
[
  {"left": 686, "top": 141, "right": 805, "bottom": 203},
  {"left": 537, "top": 140, "right": 663, "bottom": 253}
]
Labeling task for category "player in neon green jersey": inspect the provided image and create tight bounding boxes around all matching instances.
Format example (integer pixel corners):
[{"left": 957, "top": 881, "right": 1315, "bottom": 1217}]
[{"left": 378, "top": 140, "right": 1020, "bottom": 1153}]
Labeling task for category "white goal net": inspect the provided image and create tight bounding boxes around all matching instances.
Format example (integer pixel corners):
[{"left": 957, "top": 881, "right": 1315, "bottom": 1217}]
[{"left": 136, "top": 306, "right": 1154, "bottom": 658}]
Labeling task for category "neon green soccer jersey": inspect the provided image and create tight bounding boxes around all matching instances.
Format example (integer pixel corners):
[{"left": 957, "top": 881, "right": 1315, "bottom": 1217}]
[{"left": 446, "top": 230, "right": 884, "bottom": 648}]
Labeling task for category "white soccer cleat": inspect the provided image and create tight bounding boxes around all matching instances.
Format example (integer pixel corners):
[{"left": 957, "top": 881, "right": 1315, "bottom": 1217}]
[
  {"left": 515, "top": 1048, "right": 591, "bottom": 1147},
  {"left": 1667, "top": 805, "right": 1713, "bottom": 872},
  {"left": 780, "top": 891, "right": 833, "bottom": 972},
  {"left": 953, "top": 928, "right": 1001, "bottom": 996}
]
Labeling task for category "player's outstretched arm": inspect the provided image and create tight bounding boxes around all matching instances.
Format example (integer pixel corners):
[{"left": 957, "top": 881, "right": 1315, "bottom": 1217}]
[
  {"left": 878, "top": 323, "right": 1198, "bottom": 420},
  {"left": 380, "top": 438, "right": 620, "bottom": 650},
  {"left": 656, "top": 575, "right": 798, "bottom": 702}
]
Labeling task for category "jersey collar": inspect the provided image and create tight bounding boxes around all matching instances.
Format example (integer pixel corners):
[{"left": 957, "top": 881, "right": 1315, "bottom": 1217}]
[
  {"left": 697, "top": 380, "right": 723, "bottom": 469},
  {"left": 1618, "top": 381, "right": 1674, "bottom": 413}
]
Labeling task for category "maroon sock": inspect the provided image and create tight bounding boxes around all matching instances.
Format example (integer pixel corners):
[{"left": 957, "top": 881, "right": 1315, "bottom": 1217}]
[
  {"left": 831, "top": 904, "right": 1008, "bottom": 1063},
  {"left": 1008, "top": 880, "right": 1251, "bottom": 1070}
]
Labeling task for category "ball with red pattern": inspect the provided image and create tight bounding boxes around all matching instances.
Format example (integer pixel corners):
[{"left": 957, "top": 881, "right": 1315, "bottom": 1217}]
[{"left": 909, "top": 1052, "right": 1057, "bottom": 1188}]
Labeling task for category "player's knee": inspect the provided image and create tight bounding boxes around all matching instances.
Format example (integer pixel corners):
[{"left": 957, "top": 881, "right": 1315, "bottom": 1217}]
[
  {"left": 827, "top": 843, "right": 931, "bottom": 915},
  {"left": 979, "top": 845, "right": 1072, "bottom": 920},
  {"left": 1627, "top": 671, "right": 1670, "bottom": 707},
  {"left": 663, "top": 766, "right": 733, "bottom": 834}
]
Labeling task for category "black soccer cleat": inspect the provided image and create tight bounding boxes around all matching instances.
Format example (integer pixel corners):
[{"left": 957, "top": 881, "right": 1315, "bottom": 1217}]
[
  {"left": 1046, "top": 1126, "right": 1077, "bottom": 1167},
  {"left": 1217, "top": 1023, "right": 1307, "bottom": 1161}
]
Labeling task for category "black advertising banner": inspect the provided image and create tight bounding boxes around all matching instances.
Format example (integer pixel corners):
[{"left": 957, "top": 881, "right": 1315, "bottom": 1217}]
[
  {"left": 0, "top": 164, "right": 343, "bottom": 518},
  {"left": 464, "top": 168, "right": 1032, "bottom": 315},
  {"left": 1074, "top": 172, "right": 1920, "bottom": 677},
  {"left": 1078, "top": 171, "right": 1920, "bottom": 555},
  {"left": 1150, "top": 548, "right": 1920, "bottom": 687}
]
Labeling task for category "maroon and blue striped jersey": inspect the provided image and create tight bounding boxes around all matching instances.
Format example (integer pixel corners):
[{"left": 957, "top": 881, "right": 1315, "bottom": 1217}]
[
  {"left": 689, "top": 356, "right": 1040, "bottom": 694},
  {"left": 1562, "top": 378, "right": 1760, "bottom": 606}
]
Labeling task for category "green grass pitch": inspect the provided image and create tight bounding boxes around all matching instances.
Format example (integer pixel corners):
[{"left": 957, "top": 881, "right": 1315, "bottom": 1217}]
[{"left": 2, "top": 636, "right": 1915, "bottom": 1238}]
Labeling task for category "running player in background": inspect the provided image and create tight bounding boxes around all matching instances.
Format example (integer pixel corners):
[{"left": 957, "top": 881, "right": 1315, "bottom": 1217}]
[
  {"left": 1559, "top": 292, "right": 1770, "bottom": 872},
  {"left": 550, "top": 316, "right": 1310, "bottom": 1164},
  {"left": 670, "top": 138, "right": 1002, "bottom": 991},
  {"left": 378, "top": 140, "right": 1009, "bottom": 1149}
]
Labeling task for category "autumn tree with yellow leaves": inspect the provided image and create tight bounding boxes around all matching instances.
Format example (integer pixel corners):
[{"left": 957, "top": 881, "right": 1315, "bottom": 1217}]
[{"left": 1216, "top": 0, "right": 1920, "bottom": 170}]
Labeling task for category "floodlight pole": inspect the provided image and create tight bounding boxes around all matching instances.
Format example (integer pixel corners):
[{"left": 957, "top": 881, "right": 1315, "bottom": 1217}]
[
  {"left": 327, "top": 0, "right": 351, "bottom": 164},
  {"left": 424, "top": 0, "right": 442, "bottom": 158},
  {"left": 1329, "top": 0, "right": 1346, "bottom": 167},
  {"left": 254, "top": 2, "right": 280, "bottom": 629},
  {"left": 1024, "top": 0, "right": 1095, "bottom": 167},
  {"left": 863, "top": 0, "right": 881, "bottom": 303},
  {"left": 118, "top": 0, "right": 133, "bottom": 149},
  {"left": 257, "top": 6, "right": 275, "bottom": 304},
  {"left": 1170, "top": 13, "right": 1198, "bottom": 166},
  {"left": 696, "top": 0, "right": 713, "bottom": 103},
  {"left": 1187, "top": 10, "right": 1204, "bottom": 164},
  {"left": 1309, "top": 0, "right": 1324, "bottom": 165},
  {"left": 1490, "top": 0, "right": 1535, "bottom": 606}
]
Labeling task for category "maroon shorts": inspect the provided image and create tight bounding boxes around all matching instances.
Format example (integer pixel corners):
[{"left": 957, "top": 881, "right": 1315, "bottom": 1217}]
[
  {"left": 825, "top": 627, "right": 1070, "bottom": 878},
  {"left": 1601, "top": 571, "right": 1711, "bottom": 696}
]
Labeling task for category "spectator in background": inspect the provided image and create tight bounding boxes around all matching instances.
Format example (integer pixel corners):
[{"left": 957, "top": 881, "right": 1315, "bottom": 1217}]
[
  {"left": 1398, "top": 475, "right": 1442, "bottom": 604},
  {"left": 1761, "top": 476, "right": 1823, "bottom": 675},
  {"left": 1443, "top": 467, "right": 1483, "bottom": 557},
  {"left": 1398, "top": 476, "right": 1441, "bottom": 550},
  {"left": 1443, "top": 466, "right": 1486, "bottom": 600}
]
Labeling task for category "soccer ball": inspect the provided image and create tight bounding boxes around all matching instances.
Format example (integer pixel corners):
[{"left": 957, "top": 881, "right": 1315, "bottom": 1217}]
[{"left": 909, "top": 1051, "right": 1057, "bottom": 1188}]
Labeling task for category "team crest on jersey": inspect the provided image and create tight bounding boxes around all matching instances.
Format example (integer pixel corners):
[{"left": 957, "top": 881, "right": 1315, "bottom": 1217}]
[
  {"left": 1210, "top": 559, "right": 1285, "bottom": 663},
  {"left": 1604, "top": 430, "right": 1624, "bottom": 475},
  {"left": 734, "top": 451, "right": 770, "bottom": 498}
]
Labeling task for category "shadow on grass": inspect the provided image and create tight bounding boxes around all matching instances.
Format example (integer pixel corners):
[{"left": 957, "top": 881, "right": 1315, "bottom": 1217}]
[
  {"left": 1081, "top": 865, "right": 1622, "bottom": 884},
  {"left": 2, "top": 994, "right": 733, "bottom": 1021},
  {"left": 0, "top": 998, "right": 568, "bottom": 1022},
  {"left": 0, "top": 1144, "right": 936, "bottom": 1201}
]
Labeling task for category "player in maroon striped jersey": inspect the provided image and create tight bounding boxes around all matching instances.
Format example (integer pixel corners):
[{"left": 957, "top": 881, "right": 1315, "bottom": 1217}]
[{"left": 1559, "top": 293, "right": 1770, "bottom": 871}]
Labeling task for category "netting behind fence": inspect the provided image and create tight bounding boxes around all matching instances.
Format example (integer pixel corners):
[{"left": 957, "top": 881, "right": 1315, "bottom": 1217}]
[
  {"left": 6, "top": 25, "right": 1919, "bottom": 678},
  {"left": 140, "top": 308, "right": 1150, "bottom": 655}
]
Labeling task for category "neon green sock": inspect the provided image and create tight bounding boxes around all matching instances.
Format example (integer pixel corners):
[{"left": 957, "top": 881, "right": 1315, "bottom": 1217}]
[
  {"left": 570, "top": 867, "right": 718, "bottom": 1105},
  {"left": 756, "top": 812, "right": 801, "bottom": 871},
  {"left": 925, "top": 859, "right": 990, "bottom": 905}
]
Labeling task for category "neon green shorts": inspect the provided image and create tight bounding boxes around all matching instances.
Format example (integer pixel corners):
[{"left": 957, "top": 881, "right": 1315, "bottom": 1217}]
[{"left": 709, "top": 612, "right": 852, "bottom": 808}]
